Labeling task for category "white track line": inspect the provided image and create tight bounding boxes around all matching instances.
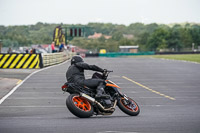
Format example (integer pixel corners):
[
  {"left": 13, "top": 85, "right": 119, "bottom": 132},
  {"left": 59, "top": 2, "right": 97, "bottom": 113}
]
[{"left": 0, "top": 60, "right": 70, "bottom": 105}]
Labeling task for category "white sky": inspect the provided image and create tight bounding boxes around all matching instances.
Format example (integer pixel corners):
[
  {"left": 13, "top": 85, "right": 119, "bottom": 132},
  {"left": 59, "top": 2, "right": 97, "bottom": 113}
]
[{"left": 0, "top": 0, "right": 200, "bottom": 26}]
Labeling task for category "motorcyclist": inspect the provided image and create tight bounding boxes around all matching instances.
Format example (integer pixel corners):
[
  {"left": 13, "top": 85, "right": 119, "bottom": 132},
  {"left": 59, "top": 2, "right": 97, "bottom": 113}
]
[{"left": 66, "top": 55, "right": 109, "bottom": 98}]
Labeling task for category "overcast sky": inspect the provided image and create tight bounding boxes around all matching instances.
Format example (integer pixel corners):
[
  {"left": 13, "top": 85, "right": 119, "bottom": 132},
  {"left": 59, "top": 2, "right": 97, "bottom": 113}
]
[{"left": 0, "top": 0, "right": 200, "bottom": 26}]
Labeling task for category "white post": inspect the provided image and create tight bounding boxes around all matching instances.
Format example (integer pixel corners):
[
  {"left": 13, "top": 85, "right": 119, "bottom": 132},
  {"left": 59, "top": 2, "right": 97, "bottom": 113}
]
[{"left": 192, "top": 43, "right": 195, "bottom": 51}]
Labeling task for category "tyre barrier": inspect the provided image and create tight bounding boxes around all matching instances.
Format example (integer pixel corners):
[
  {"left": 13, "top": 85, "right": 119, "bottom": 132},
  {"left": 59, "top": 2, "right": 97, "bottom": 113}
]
[
  {"left": 0, "top": 52, "right": 76, "bottom": 69},
  {"left": 42, "top": 52, "right": 75, "bottom": 67},
  {"left": 0, "top": 53, "right": 42, "bottom": 69}
]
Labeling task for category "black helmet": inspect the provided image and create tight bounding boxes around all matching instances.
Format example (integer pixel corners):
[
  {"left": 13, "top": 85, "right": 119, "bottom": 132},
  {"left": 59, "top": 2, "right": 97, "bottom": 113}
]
[{"left": 71, "top": 55, "right": 84, "bottom": 65}]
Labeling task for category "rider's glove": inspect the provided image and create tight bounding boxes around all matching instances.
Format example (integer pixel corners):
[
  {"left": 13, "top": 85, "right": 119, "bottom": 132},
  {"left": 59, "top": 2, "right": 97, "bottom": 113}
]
[{"left": 103, "top": 69, "right": 108, "bottom": 75}]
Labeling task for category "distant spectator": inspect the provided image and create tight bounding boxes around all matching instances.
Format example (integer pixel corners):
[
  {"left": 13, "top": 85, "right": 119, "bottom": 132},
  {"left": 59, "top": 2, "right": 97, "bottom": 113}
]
[
  {"left": 32, "top": 48, "right": 36, "bottom": 54},
  {"left": 48, "top": 44, "right": 52, "bottom": 53},
  {"left": 25, "top": 49, "right": 29, "bottom": 53},
  {"left": 71, "top": 47, "right": 75, "bottom": 52},
  {"left": 30, "top": 48, "right": 36, "bottom": 54},
  {"left": 59, "top": 42, "right": 64, "bottom": 52},
  {"left": 7, "top": 47, "right": 12, "bottom": 53},
  {"left": 51, "top": 42, "right": 56, "bottom": 53}
]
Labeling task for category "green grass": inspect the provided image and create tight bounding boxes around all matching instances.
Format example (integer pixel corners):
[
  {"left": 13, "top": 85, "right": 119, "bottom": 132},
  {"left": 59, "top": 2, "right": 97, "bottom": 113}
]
[{"left": 151, "top": 54, "right": 200, "bottom": 63}]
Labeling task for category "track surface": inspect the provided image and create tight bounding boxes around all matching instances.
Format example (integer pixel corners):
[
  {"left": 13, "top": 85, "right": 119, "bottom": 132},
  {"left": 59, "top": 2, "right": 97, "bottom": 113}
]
[
  {"left": 0, "top": 69, "right": 35, "bottom": 99},
  {"left": 0, "top": 57, "right": 200, "bottom": 133}
]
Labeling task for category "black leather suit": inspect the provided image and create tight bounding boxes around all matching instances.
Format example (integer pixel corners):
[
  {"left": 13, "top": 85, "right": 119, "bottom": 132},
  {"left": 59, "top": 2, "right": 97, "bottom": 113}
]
[{"left": 66, "top": 62, "right": 105, "bottom": 90}]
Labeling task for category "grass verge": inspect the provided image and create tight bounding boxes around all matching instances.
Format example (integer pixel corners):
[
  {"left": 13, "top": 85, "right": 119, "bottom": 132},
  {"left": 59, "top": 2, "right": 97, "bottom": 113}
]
[{"left": 150, "top": 54, "right": 200, "bottom": 63}]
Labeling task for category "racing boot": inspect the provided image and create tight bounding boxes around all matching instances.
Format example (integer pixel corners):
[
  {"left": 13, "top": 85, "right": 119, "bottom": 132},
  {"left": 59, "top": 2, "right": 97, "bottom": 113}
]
[{"left": 95, "top": 87, "right": 109, "bottom": 99}]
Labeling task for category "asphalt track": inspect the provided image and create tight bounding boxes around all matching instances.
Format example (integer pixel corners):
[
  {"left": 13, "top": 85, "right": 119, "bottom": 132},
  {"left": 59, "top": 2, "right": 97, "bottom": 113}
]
[{"left": 0, "top": 57, "right": 200, "bottom": 133}]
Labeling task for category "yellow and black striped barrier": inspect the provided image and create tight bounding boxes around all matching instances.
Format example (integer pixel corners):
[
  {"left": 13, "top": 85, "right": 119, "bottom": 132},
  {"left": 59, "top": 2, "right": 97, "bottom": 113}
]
[
  {"left": 0, "top": 53, "right": 43, "bottom": 69},
  {"left": 0, "top": 52, "right": 75, "bottom": 69}
]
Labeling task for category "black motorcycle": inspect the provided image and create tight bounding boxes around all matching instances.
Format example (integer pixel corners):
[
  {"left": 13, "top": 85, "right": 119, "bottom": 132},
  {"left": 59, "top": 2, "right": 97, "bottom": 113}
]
[{"left": 62, "top": 70, "right": 140, "bottom": 118}]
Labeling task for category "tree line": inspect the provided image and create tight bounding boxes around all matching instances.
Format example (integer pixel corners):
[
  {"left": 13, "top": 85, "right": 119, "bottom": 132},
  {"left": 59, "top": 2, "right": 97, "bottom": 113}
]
[{"left": 0, "top": 22, "right": 200, "bottom": 52}]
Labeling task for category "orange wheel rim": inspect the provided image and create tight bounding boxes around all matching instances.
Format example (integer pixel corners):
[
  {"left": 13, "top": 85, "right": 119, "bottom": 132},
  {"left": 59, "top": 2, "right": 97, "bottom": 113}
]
[
  {"left": 72, "top": 96, "right": 91, "bottom": 112},
  {"left": 120, "top": 98, "right": 138, "bottom": 112}
]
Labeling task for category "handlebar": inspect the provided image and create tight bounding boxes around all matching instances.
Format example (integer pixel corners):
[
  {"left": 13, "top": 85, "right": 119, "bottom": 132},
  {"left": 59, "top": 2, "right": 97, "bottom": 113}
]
[{"left": 103, "top": 70, "right": 113, "bottom": 79}]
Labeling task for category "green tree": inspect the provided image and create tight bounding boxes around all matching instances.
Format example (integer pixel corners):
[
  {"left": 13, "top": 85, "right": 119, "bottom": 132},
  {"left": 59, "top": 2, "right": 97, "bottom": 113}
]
[
  {"left": 190, "top": 25, "right": 200, "bottom": 49},
  {"left": 1, "top": 22, "right": 200, "bottom": 52},
  {"left": 112, "top": 31, "right": 123, "bottom": 41},
  {"left": 136, "top": 32, "right": 150, "bottom": 51},
  {"left": 179, "top": 27, "right": 193, "bottom": 48},
  {"left": 119, "top": 38, "right": 135, "bottom": 46},
  {"left": 147, "top": 28, "right": 169, "bottom": 51},
  {"left": 167, "top": 26, "right": 182, "bottom": 51}
]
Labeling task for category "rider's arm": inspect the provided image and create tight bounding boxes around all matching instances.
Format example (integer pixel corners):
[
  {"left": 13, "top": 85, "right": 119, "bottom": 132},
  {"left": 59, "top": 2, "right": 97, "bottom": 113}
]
[{"left": 75, "top": 62, "right": 104, "bottom": 72}]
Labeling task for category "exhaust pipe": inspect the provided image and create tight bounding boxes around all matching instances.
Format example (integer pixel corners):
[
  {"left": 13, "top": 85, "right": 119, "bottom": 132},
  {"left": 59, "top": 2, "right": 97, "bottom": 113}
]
[
  {"left": 80, "top": 93, "right": 117, "bottom": 112},
  {"left": 95, "top": 100, "right": 117, "bottom": 112},
  {"left": 80, "top": 93, "right": 96, "bottom": 102}
]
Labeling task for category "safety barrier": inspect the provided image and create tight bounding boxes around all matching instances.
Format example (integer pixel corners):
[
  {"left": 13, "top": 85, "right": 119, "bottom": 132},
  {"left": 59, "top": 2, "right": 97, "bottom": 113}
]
[
  {"left": 0, "top": 53, "right": 42, "bottom": 69},
  {"left": 99, "top": 52, "right": 155, "bottom": 57},
  {"left": 0, "top": 51, "right": 76, "bottom": 69},
  {"left": 42, "top": 52, "right": 75, "bottom": 67}
]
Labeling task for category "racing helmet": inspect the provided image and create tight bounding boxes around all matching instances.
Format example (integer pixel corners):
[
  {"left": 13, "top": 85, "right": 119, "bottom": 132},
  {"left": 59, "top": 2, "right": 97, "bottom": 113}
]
[{"left": 71, "top": 55, "right": 84, "bottom": 65}]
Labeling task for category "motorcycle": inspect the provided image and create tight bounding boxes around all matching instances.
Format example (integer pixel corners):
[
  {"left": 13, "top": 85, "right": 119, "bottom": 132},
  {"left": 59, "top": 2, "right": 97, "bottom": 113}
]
[{"left": 61, "top": 70, "right": 140, "bottom": 118}]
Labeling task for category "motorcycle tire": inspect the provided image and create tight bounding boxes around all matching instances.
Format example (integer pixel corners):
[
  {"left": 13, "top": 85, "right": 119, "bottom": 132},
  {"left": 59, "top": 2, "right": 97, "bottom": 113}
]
[
  {"left": 117, "top": 97, "right": 140, "bottom": 116},
  {"left": 66, "top": 94, "right": 94, "bottom": 118}
]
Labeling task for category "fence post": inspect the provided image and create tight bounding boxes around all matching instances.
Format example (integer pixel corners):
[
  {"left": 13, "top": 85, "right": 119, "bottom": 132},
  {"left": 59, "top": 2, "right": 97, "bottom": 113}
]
[{"left": 0, "top": 40, "right": 2, "bottom": 53}]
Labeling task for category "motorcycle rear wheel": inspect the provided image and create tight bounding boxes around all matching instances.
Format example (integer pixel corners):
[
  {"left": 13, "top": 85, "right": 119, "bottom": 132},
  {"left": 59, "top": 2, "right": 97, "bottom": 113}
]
[
  {"left": 117, "top": 97, "right": 140, "bottom": 116},
  {"left": 66, "top": 94, "right": 94, "bottom": 118}
]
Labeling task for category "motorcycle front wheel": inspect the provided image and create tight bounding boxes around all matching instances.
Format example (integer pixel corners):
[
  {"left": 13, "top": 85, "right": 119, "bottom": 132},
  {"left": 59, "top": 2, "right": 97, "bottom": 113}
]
[
  {"left": 117, "top": 97, "right": 140, "bottom": 116},
  {"left": 66, "top": 94, "right": 94, "bottom": 118}
]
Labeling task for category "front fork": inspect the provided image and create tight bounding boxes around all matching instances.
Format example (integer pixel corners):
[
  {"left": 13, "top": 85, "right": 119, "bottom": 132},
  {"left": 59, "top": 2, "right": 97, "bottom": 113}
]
[
  {"left": 121, "top": 94, "right": 137, "bottom": 110},
  {"left": 121, "top": 94, "right": 129, "bottom": 105},
  {"left": 123, "top": 94, "right": 129, "bottom": 101}
]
